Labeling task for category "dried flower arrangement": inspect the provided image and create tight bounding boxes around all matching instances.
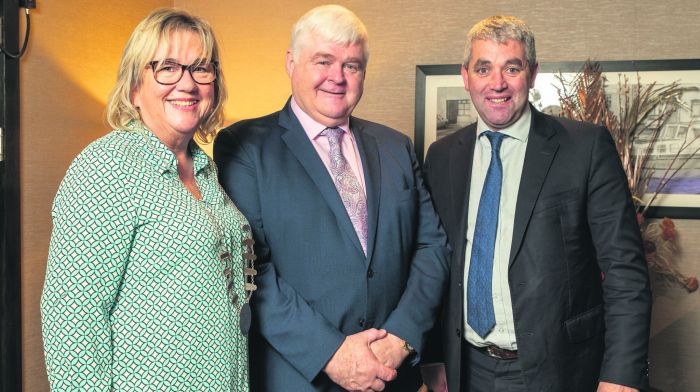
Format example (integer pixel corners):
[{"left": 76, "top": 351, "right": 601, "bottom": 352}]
[{"left": 555, "top": 61, "right": 699, "bottom": 293}]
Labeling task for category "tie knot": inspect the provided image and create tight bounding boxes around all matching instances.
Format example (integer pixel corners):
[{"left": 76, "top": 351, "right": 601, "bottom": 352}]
[
  {"left": 322, "top": 127, "right": 344, "bottom": 142},
  {"left": 484, "top": 131, "right": 506, "bottom": 151}
]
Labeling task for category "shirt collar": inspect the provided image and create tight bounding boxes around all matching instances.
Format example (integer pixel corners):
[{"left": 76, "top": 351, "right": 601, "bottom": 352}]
[
  {"left": 476, "top": 104, "right": 531, "bottom": 143},
  {"left": 290, "top": 96, "right": 351, "bottom": 139},
  {"left": 130, "top": 121, "right": 210, "bottom": 175}
]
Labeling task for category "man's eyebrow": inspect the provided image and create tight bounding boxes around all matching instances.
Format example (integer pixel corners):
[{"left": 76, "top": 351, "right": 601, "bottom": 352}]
[
  {"left": 344, "top": 57, "right": 364, "bottom": 64},
  {"left": 310, "top": 53, "right": 363, "bottom": 63},
  {"left": 472, "top": 59, "right": 491, "bottom": 68},
  {"left": 310, "top": 52, "right": 334, "bottom": 60},
  {"left": 505, "top": 58, "right": 525, "bottom": 67},
  {"left": 471, "top": 58, "right": 525, "bottom": 69}
]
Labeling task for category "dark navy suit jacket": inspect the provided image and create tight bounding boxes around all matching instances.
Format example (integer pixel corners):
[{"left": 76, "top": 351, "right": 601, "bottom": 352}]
[
  {"left": 214, "top": 100, "right": 450, "bottom": 391},
  {"left": 423, "top": 108, "right": 651, "bottom": 392}
]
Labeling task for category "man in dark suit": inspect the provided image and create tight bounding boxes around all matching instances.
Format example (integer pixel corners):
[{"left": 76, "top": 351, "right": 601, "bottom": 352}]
[
  {"left": 422, "top": 16, "right": 651, "bottom": 392},
  {"left": 214, "top": 5, "right": 449, "bottom": 392}
]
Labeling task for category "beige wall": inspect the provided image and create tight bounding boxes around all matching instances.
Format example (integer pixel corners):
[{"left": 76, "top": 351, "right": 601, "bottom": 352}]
[
  {"left": 176, "top": 0, "right": 700, "bottom": 136},
  {"left": 20, "top": 0, "right": 700, "bottom": 390}
]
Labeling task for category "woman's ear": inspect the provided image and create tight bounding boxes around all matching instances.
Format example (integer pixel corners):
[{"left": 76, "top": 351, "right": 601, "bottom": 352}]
[{"left": 130, "top": 88, "right": 141, "bottom": 109}]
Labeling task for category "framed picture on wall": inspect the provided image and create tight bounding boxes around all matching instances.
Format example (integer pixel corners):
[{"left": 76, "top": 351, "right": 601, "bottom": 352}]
[{"left": 414, "top": 60, "right": 700, "bottom": 218}]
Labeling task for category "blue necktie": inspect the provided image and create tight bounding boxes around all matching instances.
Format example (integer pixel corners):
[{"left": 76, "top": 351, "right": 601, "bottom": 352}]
[{"left": 467, "top": 131, "right": 506, "bottom": 338}]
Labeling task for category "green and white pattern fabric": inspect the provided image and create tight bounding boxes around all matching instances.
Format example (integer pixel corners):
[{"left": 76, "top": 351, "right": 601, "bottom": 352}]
[{"left": 41, "top": 124, "right": 249, "bottom": 391}]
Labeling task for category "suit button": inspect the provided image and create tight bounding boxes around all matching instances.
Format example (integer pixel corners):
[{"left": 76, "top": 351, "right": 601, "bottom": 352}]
[
  {"left": 359, "top": 318, "right": 366, "bottom": 327},
  {"left": 367, "top": 268, "right": 374, "bottom": 278},
  {"left": 456, "top": 328, "right": 461, "bottom": 337}
]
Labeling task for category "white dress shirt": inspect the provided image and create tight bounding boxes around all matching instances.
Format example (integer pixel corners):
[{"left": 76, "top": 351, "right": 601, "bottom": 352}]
[
  {"left": 290, "top": 97, "right": 366, "bottom": 192},
  {"left": 463, "top": 106, "right": 531, "bottom": 350}
]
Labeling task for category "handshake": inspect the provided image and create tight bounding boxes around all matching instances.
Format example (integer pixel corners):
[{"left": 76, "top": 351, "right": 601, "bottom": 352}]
[{"left": 323, "top": 329, "right": 411, "bottom": 392}]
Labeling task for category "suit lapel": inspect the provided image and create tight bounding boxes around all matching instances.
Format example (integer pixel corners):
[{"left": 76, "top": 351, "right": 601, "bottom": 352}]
[
  {"left": 278, "top": 104, "right": 365, "bottom": 257},
  {"left": 353, "top": 119, "right": 379, "bottom": 262},
  {"left": 450, "top": 125, "right": 477, "bottom": 276},
  {"left": 509, "top": 109, "right": 559, "bottom": 266}
]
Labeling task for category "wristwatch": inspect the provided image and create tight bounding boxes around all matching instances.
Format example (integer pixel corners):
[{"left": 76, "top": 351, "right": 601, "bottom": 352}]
[{"left": 402, "top": 340, "right": 415, "bottom": 353}]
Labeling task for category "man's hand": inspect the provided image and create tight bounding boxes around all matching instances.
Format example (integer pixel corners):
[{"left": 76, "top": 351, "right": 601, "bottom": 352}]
[
  {"left": 369, "top": 333, "right": 410, "bottom": 369},
  {"left": 324, "top": 329, "right": 397, "bottom": 391},
  {"left": 597, "top": 381, "right": 639, "bottom": 392}
]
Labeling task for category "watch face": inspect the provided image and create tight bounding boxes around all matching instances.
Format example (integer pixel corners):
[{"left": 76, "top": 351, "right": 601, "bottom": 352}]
[{"left": 240, "top": 303, "right": 252, "bottom": 337}]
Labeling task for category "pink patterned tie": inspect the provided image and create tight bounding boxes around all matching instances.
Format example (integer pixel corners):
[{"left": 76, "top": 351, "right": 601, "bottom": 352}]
[{"left": 323, "top": 127, "right": 368, "bottom": 254}]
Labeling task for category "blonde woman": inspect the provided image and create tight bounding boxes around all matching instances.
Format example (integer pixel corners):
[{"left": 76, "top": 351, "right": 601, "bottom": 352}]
[{"left": 41, "top": 8, "right": 252, "bottom": 391}]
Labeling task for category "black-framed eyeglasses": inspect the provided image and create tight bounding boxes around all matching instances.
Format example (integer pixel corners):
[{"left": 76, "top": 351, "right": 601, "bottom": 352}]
[{"left": 148, "top": 60, "right": 218, "bottom": 85}]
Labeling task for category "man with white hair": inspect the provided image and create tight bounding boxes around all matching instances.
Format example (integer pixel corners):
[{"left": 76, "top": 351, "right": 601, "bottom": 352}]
[{"left": 215, "top": 5, "right": 449, "bottom": 391}]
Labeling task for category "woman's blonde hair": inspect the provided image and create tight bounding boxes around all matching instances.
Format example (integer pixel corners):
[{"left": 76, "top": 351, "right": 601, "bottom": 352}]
[{"left": 105, "top": 8, "right": 227, "bottom": 143}]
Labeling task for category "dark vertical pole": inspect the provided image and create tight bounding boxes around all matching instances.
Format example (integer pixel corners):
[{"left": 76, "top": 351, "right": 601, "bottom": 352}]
[{"left": 0, "top": 0, "right": 22, "bottom": 390}]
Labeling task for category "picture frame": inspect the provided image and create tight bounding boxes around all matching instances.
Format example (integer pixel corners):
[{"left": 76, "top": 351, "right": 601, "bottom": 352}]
[{"left": 414, "top": 60, "right": 700, "bottom": 218}]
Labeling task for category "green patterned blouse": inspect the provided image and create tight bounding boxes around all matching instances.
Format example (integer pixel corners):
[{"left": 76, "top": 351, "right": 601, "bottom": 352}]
[{"left": 41, "top": 125, "right": 250, "bottom": 391}]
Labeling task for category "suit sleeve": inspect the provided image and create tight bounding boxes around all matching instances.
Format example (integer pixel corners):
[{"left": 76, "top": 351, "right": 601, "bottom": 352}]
[
  {"left": 214, "top": 128, "right": 345, "bottom": 382},
  {"left": 586, "top": 128, "right": 651, "bottom": 389},
  {"left": 380, "top": 137, "right": 451, "bottom": 365},
  {"left": 418, "top": 143, "right": 448, "bottom": 365}
]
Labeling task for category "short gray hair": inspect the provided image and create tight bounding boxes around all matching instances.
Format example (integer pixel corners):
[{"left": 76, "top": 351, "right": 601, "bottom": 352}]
[
  {"left": 463, "top": 15, "right": 536, "bottom": 74},
  {"left": 289, "top": 4, "right": 369, "bottom": 63}
]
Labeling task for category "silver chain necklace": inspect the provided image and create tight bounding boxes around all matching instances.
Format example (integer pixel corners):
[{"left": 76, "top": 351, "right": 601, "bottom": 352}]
[{"left": 199, "top": 201, "right": 257, "bottom": 336}]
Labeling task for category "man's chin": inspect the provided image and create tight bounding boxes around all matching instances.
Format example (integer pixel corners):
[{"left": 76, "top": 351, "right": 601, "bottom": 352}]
[
  {"left": 483, "top": 112, "right": 521, "bottom": 130},
  {"left": 319, "top": 108, "right": 352, "bottom": 122}
]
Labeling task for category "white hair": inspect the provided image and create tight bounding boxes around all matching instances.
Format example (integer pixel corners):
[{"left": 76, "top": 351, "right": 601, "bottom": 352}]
[{"left": 289, "top": 4, "right": 369, "bottom": 62}]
